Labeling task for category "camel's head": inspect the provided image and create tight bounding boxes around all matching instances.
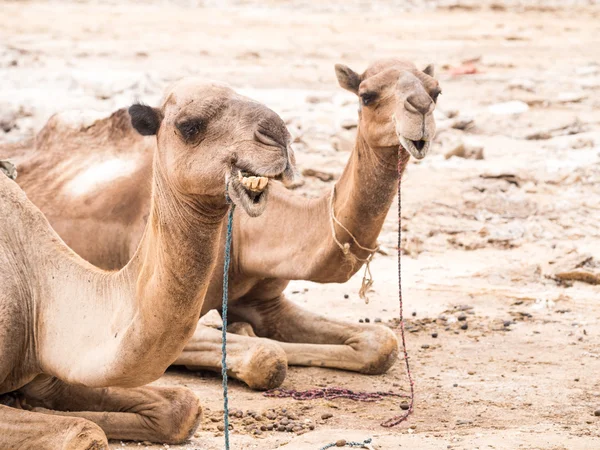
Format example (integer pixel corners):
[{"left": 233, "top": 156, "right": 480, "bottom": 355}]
[
  {"left": 129, "top": 79, "right": 295, "bottom": 217},
  {"left": 335, "top": 58, "right": 441, "bottom": 159}
]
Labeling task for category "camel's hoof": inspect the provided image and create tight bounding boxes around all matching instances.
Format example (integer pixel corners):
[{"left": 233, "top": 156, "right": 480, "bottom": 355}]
[
  {"left": 151, "top": 387, "right": 202, "bottom": 444},
  {"left": 358, "top": 325, "right": 400, "bottom": 375},
  {"left": 242, "top": 341, "right": 288, "bottom": 391},
  {"left": 63, "top": 419, "right": 108, "bottom": 450}
]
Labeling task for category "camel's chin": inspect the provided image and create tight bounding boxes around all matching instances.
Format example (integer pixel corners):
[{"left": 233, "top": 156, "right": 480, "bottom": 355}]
[{"left": 228, "top": 177, "right": 269, "bottom": 218}]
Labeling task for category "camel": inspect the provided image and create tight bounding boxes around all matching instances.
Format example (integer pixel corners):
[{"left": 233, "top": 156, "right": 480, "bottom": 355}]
[
  {"left": 3, "top": 58, "right": 441, "bottom": 392},
  {"left": 0, "top": 79, "right": 295, "bottom": 449}
]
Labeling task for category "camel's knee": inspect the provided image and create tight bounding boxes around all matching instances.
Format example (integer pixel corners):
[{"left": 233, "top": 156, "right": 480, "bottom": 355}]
[
  {"left": 356, "top": 325, "right": 399, "bottom": 375},
  {"left": 63, "top": 418, "right": 108, "bottom": 450},
  {"left": 150, "top": 387, "right": 202, "bottom": 444},
  {"left": 239, "top": 340, "right": 288, "bottom": 391}
]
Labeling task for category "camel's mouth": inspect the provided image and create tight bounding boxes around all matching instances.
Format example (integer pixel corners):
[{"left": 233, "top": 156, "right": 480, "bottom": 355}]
[
  {"left": 228, "top": 167, "right": 281, "bottom": 217},
  {"left": 398, "top": 136, "right": 431, "bottom": 160}
]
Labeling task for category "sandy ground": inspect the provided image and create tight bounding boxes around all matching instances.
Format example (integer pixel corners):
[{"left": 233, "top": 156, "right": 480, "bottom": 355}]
[{"left": 1, "top": 1, "right": 600, "bottom": 449}]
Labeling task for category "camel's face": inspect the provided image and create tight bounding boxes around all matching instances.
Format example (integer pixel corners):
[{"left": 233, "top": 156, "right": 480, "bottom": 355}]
[
  {"left": 335, "top": 59, "right": 441, "bottom": 159},
  {"left": 129, "top": 79, "right": 295, "bottom": 217}
]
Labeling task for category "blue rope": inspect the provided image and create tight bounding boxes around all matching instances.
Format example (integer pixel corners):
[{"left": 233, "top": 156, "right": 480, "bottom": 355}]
[
  {"left": 319, "top": 438, "right": 373, "bottom": 450},
  {"left": 221, "top": 201, "right": 235, "bottom": 450}
]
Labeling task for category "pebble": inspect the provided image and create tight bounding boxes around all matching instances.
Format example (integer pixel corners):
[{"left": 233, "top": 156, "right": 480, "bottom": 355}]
[
  {"left": 359, "top": 319, "right": 364, "bottom": 323},
  {"left": 285, "top": 424, "right": 294, "bottom": 432},
  {"left": 292, "top": 426, "right": 303, "bottom": 432},
  {"left": 412, "top": 311, "right": 417, "bottom": 317},
  {"left": 374, "top": 317, "right": 382, "bottom": 323},
  {"left": 265, "top": 412, "right": 276, "bottom": 420},
  {"left": 287, "top": 413, "right": 298, "bottom": 420},
  {"left": 365, "top": 318, "right": 370, "bottom": 323},
  {"left": 594, "top": 409, "right": 600, "bottom": 417},
  {"left": 457, "top": 313, "right": 467, "bottom": 321},
  {"left": 461, "top": 323, "right": 469, "bottom": 330},
  {"left": 336, "top": 440, "right": 347, "bottom": 447},
  {"left": 266, "top": 424, "right": 274, "bottom": 431},
  {"left": 277, "top": 425, "right": 286, "bottom": 432},
  {"left": 421, "top": 344, "right": 430, "bottom": 349},
  {"left": 321, "top": 413, "right": 333, "bottom": 420},
  {"left": 344, "top": 294, "right": 349, "bottom": 299},
  {"left": 217, "top": 424, "right": 225, "bottom": 432},
  {"left": 503, "top": 320, "right": 512, "bottom": 327},
  {"left": 400, "top": 402, "right": 410, "bottom": 411},
  {"left": 432, "top": 332, "right": 438, "bottom": 338}
]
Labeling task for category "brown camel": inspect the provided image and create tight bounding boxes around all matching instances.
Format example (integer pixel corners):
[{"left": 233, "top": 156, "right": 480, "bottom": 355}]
[
  {"left": 0, "top": 78, "right": 294, "bottom": 449},
  {"left": 3, "top": 58, "right": 440, "bottom": 391}
]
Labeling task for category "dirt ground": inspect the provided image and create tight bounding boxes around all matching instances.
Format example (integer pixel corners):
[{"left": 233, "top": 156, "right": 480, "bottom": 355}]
[{"left": 1, "top": 1, "right": 600, "bottom": 449}]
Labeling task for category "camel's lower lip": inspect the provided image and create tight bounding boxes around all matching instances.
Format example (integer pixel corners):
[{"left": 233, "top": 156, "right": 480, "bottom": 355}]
[
  {"left": 399, "top": 135, "right": 431, "bottom": 160},
  {"left": 227, "top": 166, "right": 279, "bottom": 217}
]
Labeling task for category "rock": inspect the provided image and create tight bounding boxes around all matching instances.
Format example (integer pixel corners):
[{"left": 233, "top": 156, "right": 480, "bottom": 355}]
[
  {"left": 557, "top": 92, "right": 586, "bottom": 103},
  {"left": 488, "top": 101, "right": 529, "bottom": 115},
  {"left": 344, "top": 294, "right": 349, "bottom": 299},
  {"left": 287, "top": 413, "right": 298, "bottom": 420},
  {"left": 457, "top": 313, "right": 467, "bottom": 321},
  {"left": 336, "top": 440, "right": 347, "bottom": 447},
  {"left": 508, "top": 78, "right": 536, "bottom": 92},
  {"left": 432, "top": 332, "right": 438, "bottom": 338},
  {"left": 358, "top": 319, "right": 364, "bottom": 323},
  {"left": 400, "top": 402, "right": 410, "bottom": 410},
  {"left": 265, "top": 412, "right": 277, "bottom": 420},
  {"left": 286, "top": 424, "right": 295, "bottom": 432},
  {"left": 293, "top": 426, "right": 303, "bottom": 433},
  {"left": 331, "top": 134, "right": 354, "bottom": 152},
  {"left": 460, "top": 323, "right": 469, "bottom": 330},
  {"left": 301, "top": 168, "right": 335, "bottom": 182},
  {"left": 450, "top": 117, "right": 475, "bottom": 130},
  {"left": 277, "top": 425, "right": 286, "bottom": 432},
  {"left": 444, "top": 141, "right": 484, "bottom": 160},
  {"left": 365, "top": 318, "right": 370, "bottom": 323},
  {"left": 503, "top": 320, "right": 512, "bottom": 327},
  {"left": 421, "top": 344, "right": 430, "bottom": 349},
  {"left": 321, "top": 413, "right": 333, "bottom": 420},
  {"left": 266, "top": 424, "right": 274, "bottom": 431},
  {"left": 217, "top": 424, "right": 225, "bottom": 431},
  {"left": 374, "top": 317, "right": 382, "bottom": 323},
  {"left": 594, "top": 409, "right": 600, "bottom": 417}
]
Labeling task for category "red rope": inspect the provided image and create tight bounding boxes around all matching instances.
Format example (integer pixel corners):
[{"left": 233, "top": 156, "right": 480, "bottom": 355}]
[
  {"left": 381, "top": 151, "right": 414, "bottom": 427},
  {"left": 262, "top": 151, "right": 415, "bottom": 428}
]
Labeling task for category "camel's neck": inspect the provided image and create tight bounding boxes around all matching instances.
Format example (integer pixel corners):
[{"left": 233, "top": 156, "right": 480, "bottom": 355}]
[
  {"left": 330, "top": 127, "right": 407, "bottom": 259},
  {"left": 39, "top": 159, "right": 228, "bottom": 387},
  {"left": 236, "top": 126, "right": 408, "bottom": 284}
]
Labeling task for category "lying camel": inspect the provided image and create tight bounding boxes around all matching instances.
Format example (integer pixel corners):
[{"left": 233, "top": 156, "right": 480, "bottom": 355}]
[
  {"left": 0, "top": 79, "right": 294, "bottom": 449},
  {"left": 4, "top": 58, "right": 440, "bottom": 391}
]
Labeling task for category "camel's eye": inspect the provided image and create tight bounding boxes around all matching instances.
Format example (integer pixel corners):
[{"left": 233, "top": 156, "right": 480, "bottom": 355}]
[
  {"left": 177, "top": 118, "right": 205, "bottom": 143},
  {"left": 360, "top": 91, "right": 378, "bottom": 107}
]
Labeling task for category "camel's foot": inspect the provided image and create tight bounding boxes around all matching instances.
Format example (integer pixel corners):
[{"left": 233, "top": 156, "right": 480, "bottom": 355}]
[
  {"left": 354, "top": 325, "right": 399, "bottom": 375},
  {"left": 63, "top": 420, "right": 109, "bottom": 450},
  {"left": 178, "top": 323, "right": 288, "bottom": 390},
  {"left": 0, "top": 403, "right": 108, "bottom": 450}
]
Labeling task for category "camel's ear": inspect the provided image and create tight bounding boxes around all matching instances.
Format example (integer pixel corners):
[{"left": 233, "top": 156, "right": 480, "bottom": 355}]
[
  {"left": 335, "top": 64, "right": 361, "bottom": 95},
  {"left": 129, "top": 104, "right": 163, "bottom": 136},
  {"left": 423, "top": 64, "right": 435, "bottom": 77}
]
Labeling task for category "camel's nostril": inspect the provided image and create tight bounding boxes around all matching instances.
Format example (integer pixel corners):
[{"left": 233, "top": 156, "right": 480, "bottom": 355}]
[{"left": 413, "top": 140, "right": 426, "bottom": 151}]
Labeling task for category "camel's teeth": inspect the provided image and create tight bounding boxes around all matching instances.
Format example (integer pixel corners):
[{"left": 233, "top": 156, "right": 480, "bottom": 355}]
[
  {"left": 257, "top": 176, "right": 269, "bottom": 190},
  {"left": 251, "top": 177, "right": 260, "bottom": 189}
]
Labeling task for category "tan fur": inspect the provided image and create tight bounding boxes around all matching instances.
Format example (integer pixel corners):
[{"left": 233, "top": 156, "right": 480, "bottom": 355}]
[
  {"left": 0, "top": 79, "right": 293, "bottom": 448},
  {"left": 2, "top": 59, "right": 440, "bottom": 393}
]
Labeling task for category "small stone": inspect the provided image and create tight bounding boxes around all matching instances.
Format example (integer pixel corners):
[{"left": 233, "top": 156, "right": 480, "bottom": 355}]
[
  {"left": 309, "top": 424, "right": 315, "bottom": 430},
  {"left": 468, "top": 371, "right": 475, "bottom": 375},
  {"left": 344, "top": 294, "right": 349, "bottom": 299},
  {"left": 285, "top": 424, "right": 294, "bottom": 432},
  {"left": 235, "top": 410, "right": 243, "bottom": 418},
  {"left": 374, "top": 317, "right": 382, "bottom": 323},
  {"left": 280, "top": 418, "right": 289, "bottom": 426},
  {"left": 210, "top": 416, "right": 219, "bottom": 422},
  {"left": 412, "top": 312, "right": 417, "bottom": 317},
  {"left": 594, "top": 409, "right": 600, "bottom": 417},
  {"left": 292, "top": 426, "right": 303, "bottom": 433},
  {"left": 287, "top": 413, "right": 298, "bottom": 420},
  {"left": 321, "top": 413, "right": 333, "bottom": 420},
  {"left": 400, "top": 402, "right": 410, "bottom": 411},
  {"left": 277, "top": 425, "right": 286, "bottom": 432},
  {"left": 217, "top": 424, "right": 225, "bottom": 432},
  {"left": 266, "top": 424, "right": 274, "bottom": 431},
  {"left": 365, "top": 318, "right": 370, "bottom": 323},
  {"left": 503, "top": 321, "right": 511, "bottom": 327},
  {"left": 574, "top": 378, "right": 580, "bottom": 382},
  {"left": 359, "top": 319, "right": 364, "bottom": 323},
  {"left": 457, "top": 313, "right": 467, "bottom": 321},
  {"left": 453, "top": 383, "right": 458, "bottom": 387},
  {"left": 421, "top": 344, "right": 430, "bottom": 349},
  {"left": 432, "top": 332, "right": 438, "bottom": 338},
  {"left": 336, "top": 440, "right": 347, "bottom": 447},
  {"left": 461, "top": 323, "right": 468, "bottom": 330},
  {"left": 260, "top": 425, "right": 267, "bottom": 431},
  {"left": 265, "top": 412, "right": 276, "bottom": 420}
]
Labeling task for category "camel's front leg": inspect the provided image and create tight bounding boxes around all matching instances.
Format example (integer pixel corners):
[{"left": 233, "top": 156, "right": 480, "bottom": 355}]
[
  {"left": 231, "top": 295, "right": 399, "bottom": 374},
  {"left": 0, "top": 403, "right": 108, "bottom": 450},
  {"left": 174, "top": 323, "right": 288, "bottom": 390},
  {"left": 18, "top": 376, "right": 201, "bottom": 445}
]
